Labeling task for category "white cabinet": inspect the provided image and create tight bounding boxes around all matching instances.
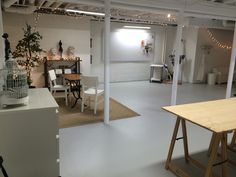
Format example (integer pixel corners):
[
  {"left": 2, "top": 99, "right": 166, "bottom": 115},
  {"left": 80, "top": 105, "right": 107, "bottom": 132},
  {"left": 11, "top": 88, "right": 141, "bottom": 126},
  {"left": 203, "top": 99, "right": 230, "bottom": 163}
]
[{"left": 0, "top": 88, "right": 59, "bottom": 177}]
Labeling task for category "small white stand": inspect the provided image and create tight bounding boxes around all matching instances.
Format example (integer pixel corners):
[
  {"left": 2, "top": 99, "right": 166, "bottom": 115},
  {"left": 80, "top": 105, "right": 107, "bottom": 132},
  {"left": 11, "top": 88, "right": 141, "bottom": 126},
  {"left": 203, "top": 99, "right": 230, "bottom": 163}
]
[{"left": 150, "top": 64, "right": 164, "bottom": 83}]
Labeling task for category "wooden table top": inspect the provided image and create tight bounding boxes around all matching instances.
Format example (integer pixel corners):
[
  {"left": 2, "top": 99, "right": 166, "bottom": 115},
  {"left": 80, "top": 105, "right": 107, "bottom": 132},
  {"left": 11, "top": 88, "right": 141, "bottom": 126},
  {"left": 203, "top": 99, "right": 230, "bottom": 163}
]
[
  {"left": 162, "top": 98, "right": 236, "bottom": 133},
  {"left": 63, "top": 73, "right": 81, "bottom": 81}
]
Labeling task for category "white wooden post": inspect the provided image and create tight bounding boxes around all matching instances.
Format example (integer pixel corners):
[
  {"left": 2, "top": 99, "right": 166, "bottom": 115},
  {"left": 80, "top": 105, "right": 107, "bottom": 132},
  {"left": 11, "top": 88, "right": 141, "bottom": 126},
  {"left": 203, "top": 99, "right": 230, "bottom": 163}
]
[
  {"left": 171, "top": 12, "right": 184, "bottom": 105},
  {"left": 226, "top": 22, "right": 236, "bottom": 98},
  {"left": 104, "top": 0, "right": 110, "bottom": 124},
  {"left": 0, "top": 0, "right": 5, "bottom": 69}
]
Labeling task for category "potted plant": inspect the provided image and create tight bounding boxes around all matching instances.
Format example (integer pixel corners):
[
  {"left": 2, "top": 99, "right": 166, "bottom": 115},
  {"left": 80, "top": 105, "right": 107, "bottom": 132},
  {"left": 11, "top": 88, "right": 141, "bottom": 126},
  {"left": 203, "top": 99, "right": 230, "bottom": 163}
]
[{"left": 13, "top": 24, "right": 43, "bottom": 86}]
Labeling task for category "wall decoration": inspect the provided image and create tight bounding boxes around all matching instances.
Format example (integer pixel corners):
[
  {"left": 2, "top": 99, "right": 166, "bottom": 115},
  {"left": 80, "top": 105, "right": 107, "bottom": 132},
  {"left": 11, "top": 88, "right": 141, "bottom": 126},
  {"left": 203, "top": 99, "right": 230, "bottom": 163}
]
[
  {"left": 143, "top": 42, "right": 153, "bottom": 55},
  {"left": 207, "top": 29, "right": 232, "bottom": 50},
  {"left": 48, "top": 48, "right": 58, "bottom": 60},
  {"left": 2, "top": 33, "right": 11, "bottom": 61},
  {"left": 67, "top": 46, "right": 75, "bottom": 59},
  {"left": 141, "top": 40, "right": 145, "bottom": 47},
  {"left": 58, "top": 40, "right": 63, "bottom": 59}
]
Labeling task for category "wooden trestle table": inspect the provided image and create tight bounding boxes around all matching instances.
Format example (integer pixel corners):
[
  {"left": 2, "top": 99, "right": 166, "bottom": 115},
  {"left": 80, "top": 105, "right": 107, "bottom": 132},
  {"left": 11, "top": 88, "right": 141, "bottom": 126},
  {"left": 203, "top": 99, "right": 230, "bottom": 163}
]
[{"left": 163, "top": 98, "right": 236, "bottom": 177}]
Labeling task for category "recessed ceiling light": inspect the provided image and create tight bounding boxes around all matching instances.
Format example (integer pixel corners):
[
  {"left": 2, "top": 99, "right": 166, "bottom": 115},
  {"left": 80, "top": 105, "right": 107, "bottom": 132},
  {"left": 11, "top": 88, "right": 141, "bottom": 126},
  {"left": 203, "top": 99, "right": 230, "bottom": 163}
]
[
  {"left": 65, "top": 9, "right": 105, "bottom": 16},
  {"left": 123, "top": 26, "right": 151, "bottom": 29}
]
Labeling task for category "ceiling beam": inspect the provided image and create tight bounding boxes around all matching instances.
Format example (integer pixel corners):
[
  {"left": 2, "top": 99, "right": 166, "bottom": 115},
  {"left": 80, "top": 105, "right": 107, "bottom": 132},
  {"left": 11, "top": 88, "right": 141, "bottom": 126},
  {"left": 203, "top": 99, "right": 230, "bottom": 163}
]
[
  {"left": 224, "top": 0, "right": 236, "bottom": 4},
  {"left": 111, "top": 0, "right": 236, "bottom": 19},
  {"left": 51, "top": 1, "right": 63, "bottom": 8},
  {"left": 37, "top": 0, "right": 46, "bottom": 8},
  {"left": 43, "top": 0, "right": 54, "bottom": 7},
  {"left": 63, "top": 0, "right": 236, "bottom": 20},
  {"left": 3, "top": 0, "right": 18, "bottom": 8},
  {"left": 5, "top": 0, "right": 236, "bottom": 21}
]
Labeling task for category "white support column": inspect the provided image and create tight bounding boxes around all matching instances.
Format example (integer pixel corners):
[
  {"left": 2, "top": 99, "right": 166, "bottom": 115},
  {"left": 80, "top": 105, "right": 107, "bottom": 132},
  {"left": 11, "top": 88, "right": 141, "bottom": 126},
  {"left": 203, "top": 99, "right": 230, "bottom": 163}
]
[
  {"left": 171, "top": 12, "right": 184, "bottom": 105},
  {"left": 104, "top": 0, "right": 110, "bottom": 124},
  {"left": 0, "top": 0, "right": 5, "bottom": 69},
  {"left": 226, "top": 22, "right": 236, "bottom": 98}
]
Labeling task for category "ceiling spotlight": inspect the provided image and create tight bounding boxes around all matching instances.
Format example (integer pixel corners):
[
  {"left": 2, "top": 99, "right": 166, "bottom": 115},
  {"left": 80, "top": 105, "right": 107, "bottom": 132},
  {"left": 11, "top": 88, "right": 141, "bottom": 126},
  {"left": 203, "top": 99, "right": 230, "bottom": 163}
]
[
  {"left": 123, "top": 26, "right": 151, "bottom": 29},
  {"left": 167, "top": 14, "right": 171, "bottom": 18},
  {"left": 65, "top": 9, "right": 105, "bottom": 16}
]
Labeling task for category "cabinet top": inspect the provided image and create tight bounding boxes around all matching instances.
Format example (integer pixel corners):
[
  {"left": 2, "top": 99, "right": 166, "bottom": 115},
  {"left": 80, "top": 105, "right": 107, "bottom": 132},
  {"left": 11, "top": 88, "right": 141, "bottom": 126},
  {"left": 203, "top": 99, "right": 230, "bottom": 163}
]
[{"left": 0, "top": 88, "right": 58, "bottom": 113}]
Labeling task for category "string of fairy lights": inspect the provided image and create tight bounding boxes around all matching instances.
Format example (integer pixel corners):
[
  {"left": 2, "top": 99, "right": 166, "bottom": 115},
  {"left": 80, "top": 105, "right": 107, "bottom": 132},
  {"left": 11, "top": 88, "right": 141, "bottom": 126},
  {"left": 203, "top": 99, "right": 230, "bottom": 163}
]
[
  {"left": 32, "top": 7, "right": 175, "bottom": 26},
  {"left": 33, "top": 10, "right": 41, "bottom": 31},
  {"left": 206, "top": 29, "right": 232, "bottom": 50}
]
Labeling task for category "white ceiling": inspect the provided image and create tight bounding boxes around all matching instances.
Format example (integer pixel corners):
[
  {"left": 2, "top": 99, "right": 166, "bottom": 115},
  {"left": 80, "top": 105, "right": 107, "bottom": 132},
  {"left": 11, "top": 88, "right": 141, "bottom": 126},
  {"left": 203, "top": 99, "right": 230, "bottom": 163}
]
[{"left": 2, "top": 0, "right": 236, "bottom": 26}]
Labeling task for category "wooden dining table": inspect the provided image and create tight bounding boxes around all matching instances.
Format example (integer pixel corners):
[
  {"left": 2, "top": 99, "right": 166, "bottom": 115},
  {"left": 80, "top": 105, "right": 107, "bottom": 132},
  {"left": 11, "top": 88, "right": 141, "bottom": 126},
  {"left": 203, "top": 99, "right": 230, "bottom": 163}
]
[
  {"left": 162, "top": 98, "right": 236, "bottom": 177},
  {"left": 63, "top": 73, "right": 81, "bottom": 108}
]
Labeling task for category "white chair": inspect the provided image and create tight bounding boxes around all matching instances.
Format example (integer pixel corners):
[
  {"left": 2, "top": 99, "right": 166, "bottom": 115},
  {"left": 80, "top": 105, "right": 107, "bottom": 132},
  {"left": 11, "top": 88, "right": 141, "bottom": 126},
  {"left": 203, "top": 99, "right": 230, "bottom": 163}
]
[
  {"left": 55, "top": 69, "right": 63, "bottom": 75},
  {"left": 48, "top": 69, "right": 70, "bottom": 106},
  {"left": 63, "top": 68, "right": 72, "bottom": 86},
  {"left": 64, "top": 68, "right": 72, "bottom": 74},
  {"left": 81, "top": 75, "right": 104, "bottom": 114}
]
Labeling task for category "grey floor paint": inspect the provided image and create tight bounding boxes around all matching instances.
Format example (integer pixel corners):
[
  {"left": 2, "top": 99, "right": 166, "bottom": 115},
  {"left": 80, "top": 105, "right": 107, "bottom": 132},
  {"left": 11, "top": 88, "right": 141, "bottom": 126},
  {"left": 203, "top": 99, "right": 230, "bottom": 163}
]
[{"left": 59, "top": 81, "right": 236, "bottom": 177}]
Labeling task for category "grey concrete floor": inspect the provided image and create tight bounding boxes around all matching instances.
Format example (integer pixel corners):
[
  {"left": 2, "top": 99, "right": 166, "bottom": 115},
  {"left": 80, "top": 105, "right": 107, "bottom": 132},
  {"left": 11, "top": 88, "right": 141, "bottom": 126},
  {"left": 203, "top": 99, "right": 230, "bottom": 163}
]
[{"left": 59, "top": 81, "right": 236, "bottom": 177}]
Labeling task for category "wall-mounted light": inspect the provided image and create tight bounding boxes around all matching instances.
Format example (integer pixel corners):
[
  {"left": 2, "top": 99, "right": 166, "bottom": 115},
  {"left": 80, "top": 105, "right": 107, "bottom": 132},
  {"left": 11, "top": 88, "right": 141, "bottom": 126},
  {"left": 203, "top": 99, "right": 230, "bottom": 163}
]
[
  {"left": 167, "top": 13, "right": 171, "bottom": 18},
  {"left": 65, "top": 9, "right": 105, "bottom": 16},
  {"left": 123, "top": 26, "right": 151, "bottom": 29}
]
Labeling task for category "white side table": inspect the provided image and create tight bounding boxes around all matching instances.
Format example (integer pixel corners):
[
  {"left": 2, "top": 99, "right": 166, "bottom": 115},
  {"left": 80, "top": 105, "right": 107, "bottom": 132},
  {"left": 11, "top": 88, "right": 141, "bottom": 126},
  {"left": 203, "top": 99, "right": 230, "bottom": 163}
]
[{"left": 150, "top": 64, "right": 164, "bottom": 83}]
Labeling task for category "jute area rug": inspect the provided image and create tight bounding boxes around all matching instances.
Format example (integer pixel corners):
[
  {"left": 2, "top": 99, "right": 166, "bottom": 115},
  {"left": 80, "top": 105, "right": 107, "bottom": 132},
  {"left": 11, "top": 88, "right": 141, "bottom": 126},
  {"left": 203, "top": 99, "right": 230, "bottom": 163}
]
[{"left": 57, "top": 97, "right": 140, "bottom": 128}]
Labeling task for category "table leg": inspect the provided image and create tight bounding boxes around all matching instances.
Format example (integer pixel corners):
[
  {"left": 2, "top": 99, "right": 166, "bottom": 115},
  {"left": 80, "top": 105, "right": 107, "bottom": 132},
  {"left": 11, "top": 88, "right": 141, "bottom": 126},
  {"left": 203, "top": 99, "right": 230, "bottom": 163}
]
[
  {"left": 230, "top": 130, "right": 236, "bottom": 147},
  {"left": 165, "top": 117, "right": 181, "bottom": 169},
  {"left": 160, "top": 66, "right": 163, "bottom": 83},
  {"left": 208, "top": 133, "right": 216, "bottom": 156},
  {"left": 204, "top": 133, "right": 221, "bottom": 177},
  {"left": 70, "top": 80, "right": 82, "bottom": 108},
  {"left": 181, "top": 119, "right": 189, "bottom": 162},
  {"left": 226, "top": 130, "right": 236, "bottom": 168},
  {"left": 221, "top": 133, "right": 228, "bottom": 177}
]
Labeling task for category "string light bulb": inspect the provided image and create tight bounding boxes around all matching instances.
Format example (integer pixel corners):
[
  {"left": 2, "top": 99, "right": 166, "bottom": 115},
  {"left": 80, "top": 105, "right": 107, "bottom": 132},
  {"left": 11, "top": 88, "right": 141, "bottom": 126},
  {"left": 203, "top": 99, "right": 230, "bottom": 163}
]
[
  {"left": 206, "top": 29, "right": 232, "bottom": 50},
  {"left": 33, "top": 11, "right": 41, "bottom": 31}
]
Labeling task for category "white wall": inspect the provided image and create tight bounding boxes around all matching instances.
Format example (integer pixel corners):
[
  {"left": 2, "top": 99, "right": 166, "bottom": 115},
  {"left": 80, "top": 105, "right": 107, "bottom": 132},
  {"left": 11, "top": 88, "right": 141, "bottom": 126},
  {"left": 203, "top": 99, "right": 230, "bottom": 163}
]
[
  {"left": 164, "top": 26, "right": 177, "bottom": 72},
  {"left": 182, "top": 27, "right": 199, "bottom": 83},
  {"left": 90, "top": 21, "right": 176, "bottom": 82},
  {"left": 193, "top": 28, "right": 233, "bottom": 83},
  {"left": 3, "top": 12, "right": 91, "bottom": 87},
  {"left": 166, "top": 26, "right": 198, "bottom": 83},
  {"left": 166, "top": 26, "right": 233, "bottom": 83},
  {"left": 109, "top": 26, "right": 154, "bottom": 61}
]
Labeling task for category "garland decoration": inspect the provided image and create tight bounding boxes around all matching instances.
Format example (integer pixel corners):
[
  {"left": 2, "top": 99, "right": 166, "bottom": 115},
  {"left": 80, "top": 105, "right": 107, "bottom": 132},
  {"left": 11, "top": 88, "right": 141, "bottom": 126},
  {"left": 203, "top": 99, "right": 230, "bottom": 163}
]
[{"left": 207, "top": 29, "right": 232, "bottom": 50}]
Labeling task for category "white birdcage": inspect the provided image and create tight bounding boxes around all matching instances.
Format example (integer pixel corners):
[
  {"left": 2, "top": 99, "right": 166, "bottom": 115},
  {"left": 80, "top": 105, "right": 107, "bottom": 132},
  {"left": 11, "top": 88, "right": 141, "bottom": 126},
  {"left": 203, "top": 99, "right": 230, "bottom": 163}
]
[{"left": 0, "top": 56, "right": 29, "bottom": 107}]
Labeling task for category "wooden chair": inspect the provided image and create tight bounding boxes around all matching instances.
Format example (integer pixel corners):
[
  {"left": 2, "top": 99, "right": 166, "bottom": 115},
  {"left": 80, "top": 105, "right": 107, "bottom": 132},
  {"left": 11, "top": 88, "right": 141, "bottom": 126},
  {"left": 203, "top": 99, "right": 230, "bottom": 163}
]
[
  {"left": 48, "top": 69, "right": 70, "bottom": 106},
  {"left": 81, "top": 75, "right": 104, "bottom": 114}
]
